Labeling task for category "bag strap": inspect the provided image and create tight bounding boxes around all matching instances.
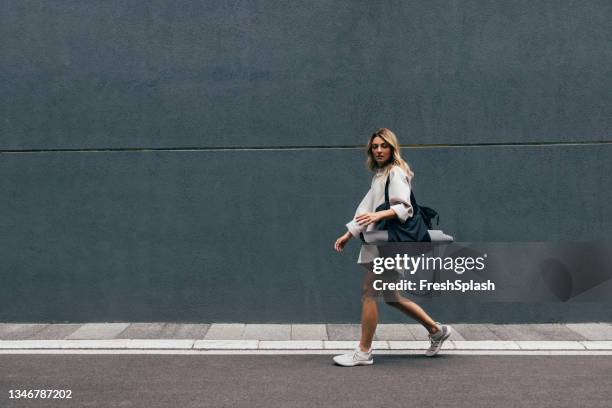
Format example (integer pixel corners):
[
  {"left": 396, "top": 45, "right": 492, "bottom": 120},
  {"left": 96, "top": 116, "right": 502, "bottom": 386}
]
[
  {"left": 384, "top": 175, "right": 419, "bottom": 209},
  {"left": 384, "top": 176, "right": 390, "bottom": 203},
  {"left": 384, "top": 174, "right": 440, "bottom": 228}
]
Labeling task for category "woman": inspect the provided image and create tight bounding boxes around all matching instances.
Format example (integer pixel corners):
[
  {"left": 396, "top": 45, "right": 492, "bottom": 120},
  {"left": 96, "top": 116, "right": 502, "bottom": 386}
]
[{"left": 332, "top": 128, "right": 452, "bottom": 367}]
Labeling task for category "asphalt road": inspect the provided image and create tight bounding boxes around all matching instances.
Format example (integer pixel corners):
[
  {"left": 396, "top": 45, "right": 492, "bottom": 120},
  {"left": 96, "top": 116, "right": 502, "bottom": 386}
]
[{"left": 1, "top": 354, "right": 611, "bottom": 407}]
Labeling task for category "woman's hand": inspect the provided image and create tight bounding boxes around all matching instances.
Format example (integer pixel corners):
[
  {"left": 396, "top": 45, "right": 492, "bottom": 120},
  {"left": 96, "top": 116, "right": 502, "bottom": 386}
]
[
  {"left": 355, "top": 212, "right": 382, "bottom": 227},
  {"left": 334, "top": 231, "right": 352, "bottom": 252},
  {"left": 355, "top": 209, "right": 397, "bottom": 227}
]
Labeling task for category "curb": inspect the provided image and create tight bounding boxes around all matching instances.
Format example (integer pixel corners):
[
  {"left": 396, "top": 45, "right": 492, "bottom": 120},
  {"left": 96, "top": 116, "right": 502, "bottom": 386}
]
[{"left": 1, "top": 340, "right": 611, "bottom": 351}]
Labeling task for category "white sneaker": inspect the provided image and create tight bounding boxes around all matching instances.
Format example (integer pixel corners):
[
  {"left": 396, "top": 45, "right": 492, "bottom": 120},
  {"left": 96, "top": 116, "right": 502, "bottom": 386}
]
[
  {"left": 333, "top": 346, "right": 374, "bottom": 367},
  {"left": 425, "top": 323, "right": 452, "bottom": 357}
]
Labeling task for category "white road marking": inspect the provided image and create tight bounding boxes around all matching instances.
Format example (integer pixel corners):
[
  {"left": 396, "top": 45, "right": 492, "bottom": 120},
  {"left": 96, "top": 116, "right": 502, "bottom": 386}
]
[
  {"left": 1, "top": 349, "right": 612, "bottom": 356},
  {"left": 0, "top": 339, "right": 610, "bottom": 354}
]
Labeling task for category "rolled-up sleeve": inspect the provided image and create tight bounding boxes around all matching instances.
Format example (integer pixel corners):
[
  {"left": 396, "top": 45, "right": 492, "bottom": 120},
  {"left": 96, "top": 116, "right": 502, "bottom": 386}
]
[
  {"left": 388, "top": 167, "right": 414, "bottom": 223},
  {"left": 346, "top": 188, "right": 373, "bottom": 238}
]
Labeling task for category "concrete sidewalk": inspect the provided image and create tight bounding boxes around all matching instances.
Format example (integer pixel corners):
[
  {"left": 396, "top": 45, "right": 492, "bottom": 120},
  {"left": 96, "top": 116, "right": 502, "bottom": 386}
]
[{"left": 1, "top": 323, "right": 612, "bottom": 352}]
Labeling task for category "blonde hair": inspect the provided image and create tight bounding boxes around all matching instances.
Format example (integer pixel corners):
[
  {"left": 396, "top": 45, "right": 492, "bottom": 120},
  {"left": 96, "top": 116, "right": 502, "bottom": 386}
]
[{"left": 366, "top": 128, "right": 414, "bottom": 182}]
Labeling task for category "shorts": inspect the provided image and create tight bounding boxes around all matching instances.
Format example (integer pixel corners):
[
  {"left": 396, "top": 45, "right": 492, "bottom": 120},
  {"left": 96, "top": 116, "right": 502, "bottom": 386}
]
[{"left": 357, "top": 230, "right": 390, "bottom": 264}]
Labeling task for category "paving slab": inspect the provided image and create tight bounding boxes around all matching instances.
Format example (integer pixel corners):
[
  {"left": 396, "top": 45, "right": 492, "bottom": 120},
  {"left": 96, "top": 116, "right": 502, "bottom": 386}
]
[
  {"left": 158, "top": 323, "right": 210, "bottom": 339},
  {"left": 0, "top": 324, "right": 47, "bottom": 340},
  {"left": 242, "top": 324, "right": 291, "bottom": 340},
  {"left": 404, "top": 324, "right": 434, "bottom": 340},
  {"left": 117, "top": 323, "right": 210, "bottom": 339},
  {"left": 566, "top": 323, "right": 612, "bottom": 340},
  {"left": 375, "top": 324, "right": 466, "bottom": 341},
  {"left": 4, "top": 323, "right": 612, "bottom": 344},
  {"left": 27, "top": 324, "right": 81, "bottom": 340},
  {"left": 487, "top": 324, "right": 587, "bottom": 341},
  {"left": 516, "top": 341, "right": 586, "bottom": 350},
  {"left": 116, "top": 323, "right": 166, "bottom": 339},
  {"left": 451, "top": 324, "right": 502, "bottom": 340},
  {"left": 388, "top": 340, "right": 438, "bottom": 350},
  {"left": 375, "top": 324, "right": 416, "bottom": 340},
  {"left": 327, "top": 324, "right": 381, "bottom": 340},
  {"left": 291, "top": 324, "right": 328, "bottom": 340},
  {"left": 66, "top": 323, "right": 130, "bottom": 340},
  {"left": 203, "top": 324, "right": 245, "bottom": 340},
  {"left": 447, "top": 326, "right": 466, "bottom": 340},
  {"left": 259, "top": 341, "right": 324, "bottom": 350}
]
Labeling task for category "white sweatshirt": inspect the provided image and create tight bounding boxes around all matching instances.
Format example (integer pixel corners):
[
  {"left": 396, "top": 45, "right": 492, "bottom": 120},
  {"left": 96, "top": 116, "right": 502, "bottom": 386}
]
[{"left": 346, "top": 165, "right": 414, "bottom": 238}]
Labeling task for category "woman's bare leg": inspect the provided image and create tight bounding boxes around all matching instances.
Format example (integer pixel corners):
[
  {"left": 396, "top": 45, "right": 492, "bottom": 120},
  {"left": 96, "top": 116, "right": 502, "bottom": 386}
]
[
  {"left": 359, "top": 268, "right": 379, "bottom": 352},
  {"left": 379, "top": 271, "right": 439, "bottom": 334},
  {"left": 385, "top": 296, "right": 439, "bottom": 334}
]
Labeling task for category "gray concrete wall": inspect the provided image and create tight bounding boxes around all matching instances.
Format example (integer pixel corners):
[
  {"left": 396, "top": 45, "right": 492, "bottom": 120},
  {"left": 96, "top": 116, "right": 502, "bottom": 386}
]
[{"left": 1, "top": 1, "right": 611, "bottom": 322}]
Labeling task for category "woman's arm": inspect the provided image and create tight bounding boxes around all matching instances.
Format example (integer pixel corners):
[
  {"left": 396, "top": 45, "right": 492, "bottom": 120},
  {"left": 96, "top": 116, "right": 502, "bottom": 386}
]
[
  {"left": 334, "top": 230, "right": 353, "bottom": 252},
  {"left": 345, "top": 188, "right": 374, "bottom": 238},
  {"left": 355, "top": 167, "right": 412, "bottom": 227},
  {"left": 339, "top": 207, "right": 396, "bottom": 250},
  {"left": 354, "top": 208, "right": 397, "bottom": 227},
  {"left": 336, "top": 188, "right": 380, "bottom": 252},
  {"left": 387, "top": 167, "right": 413, "bottom": 223}
]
